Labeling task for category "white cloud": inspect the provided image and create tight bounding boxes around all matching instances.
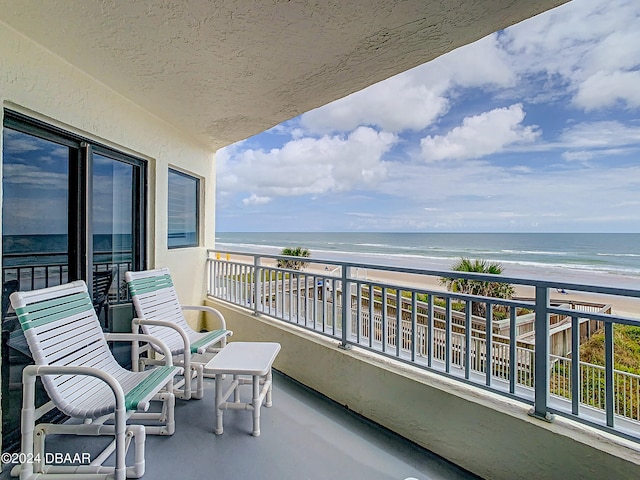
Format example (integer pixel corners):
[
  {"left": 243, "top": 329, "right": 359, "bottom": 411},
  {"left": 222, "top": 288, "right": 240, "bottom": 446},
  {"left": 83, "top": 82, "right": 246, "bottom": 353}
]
[
  {"left": 242, "top": 194, "right": 271, "bottom": 206},
  {"left": 419, "top": 104, "right": 539, "bottom": 161},
  {"left": 574, "top": 70, "right": 640, "bottom": 110},
  {"left": 613, "top": 200, "right": 640, "bottom": 207},
  {"left": 291, "top": 128, "right": 305, "bottom": 139},
  {"left": 559, "top": 121, "right": 640, "bottom": 148},
  {"left": 300, "top": 76, "right": 449, "bottom": 134},
  {"left": 215, "top": 146, "right": 239, "bottom": 193},
  {"left": 561, "top": 151, "right": 596, "bottom": 162},
  {"left": 299, "top": 32, "right": 519, "bottom": 136},
  {"left": 218, "top": 127, "right": 397, "bottom": 199},
  {"left": 503, "top": 1, "right": 614, "bottom": 75},
  {"left": 368, "top": 160, "right": 640, "bottom": 231},
  {"left": 424, "top": 34, "right": 516, "bottom": 89},
  {"left": 502, "top": 0, "right": 640, "bottom": 111},
  {"left": 583, "top": 29, "right": 640, "bottom": 75}
]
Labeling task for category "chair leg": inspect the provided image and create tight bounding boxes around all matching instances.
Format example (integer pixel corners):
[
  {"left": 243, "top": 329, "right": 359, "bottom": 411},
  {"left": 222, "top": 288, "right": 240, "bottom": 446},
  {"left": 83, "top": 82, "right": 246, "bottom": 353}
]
[
  {"left": 182, "top": 357, "right": 192, "bottom": 400},
  {"left": 21, "top": 371, "right": 136, "bottom": 480},
  {"left": 193, "top": 363, "right": 204, "bottom": 400},
  {"left": 29, "top": 423, "right": 145, "bottom": 479},
  {"left": 114, "top": 405, "right": 127, "bottom": 480},
  {"left": 19, "top": 374, "right": 37, "bottom": 479},
  {"left": 133, "top": 391, "right": 175, "bottom": 436}
]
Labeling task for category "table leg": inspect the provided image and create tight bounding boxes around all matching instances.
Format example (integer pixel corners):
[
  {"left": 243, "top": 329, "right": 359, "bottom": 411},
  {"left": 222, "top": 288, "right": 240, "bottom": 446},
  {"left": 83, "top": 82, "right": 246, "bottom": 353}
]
[
  {"left": 266, "top": 369, "right": 273, "bottom": 407},
  {"left": 215, "top": 373, "right": 224, "bottom": 435},
  {"left": 252, "top": 374, "right": 260, "bottom": 437},
  {"left": 234, "top": 374, "right": 240, "bottom": 403}
]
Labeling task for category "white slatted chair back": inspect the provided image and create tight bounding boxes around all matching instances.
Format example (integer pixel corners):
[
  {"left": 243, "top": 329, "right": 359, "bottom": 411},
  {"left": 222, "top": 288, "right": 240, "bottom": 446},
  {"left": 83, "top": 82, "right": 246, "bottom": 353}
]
[
  {"left": 126, "top": 268, "right": 197, "bottom": 354},
  {"left": 126, "top": 268, "right": 230, "bottom": 400},
  {"left": 11, "top": 281, "right": 173, "bottom": 418}
]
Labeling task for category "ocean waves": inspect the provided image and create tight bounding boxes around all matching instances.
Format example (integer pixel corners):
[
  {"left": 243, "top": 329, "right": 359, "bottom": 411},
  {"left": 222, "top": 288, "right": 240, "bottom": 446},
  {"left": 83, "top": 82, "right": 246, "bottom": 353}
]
[{"left": 215, "top": 232, "right": 640, "bottom": 286}]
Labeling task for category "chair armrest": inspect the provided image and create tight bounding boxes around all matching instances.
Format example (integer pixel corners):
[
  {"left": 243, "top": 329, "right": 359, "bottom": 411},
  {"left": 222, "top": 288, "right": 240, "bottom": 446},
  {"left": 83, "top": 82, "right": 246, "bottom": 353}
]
[
  {"left": 181, "top": 305, "right": 227, "bottom": 330},
  {"left": 23, "top": 364, "right": 126, "bottom": 411},
  {"left": 131, "top": 318, "right": 191, "bottom": 355},
  {"left": 105, "top": 332, "right": 174, "bottom": 366}
]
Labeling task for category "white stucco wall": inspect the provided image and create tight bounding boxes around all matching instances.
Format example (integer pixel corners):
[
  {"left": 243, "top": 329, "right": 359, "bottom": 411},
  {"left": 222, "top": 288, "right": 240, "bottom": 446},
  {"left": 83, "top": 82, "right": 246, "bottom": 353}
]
[
  {"left": 0, "top": 20, "right": 216, "bottom": 305},
  {"left": 208, "top": 299, "right": 640, "bottom": 480}
]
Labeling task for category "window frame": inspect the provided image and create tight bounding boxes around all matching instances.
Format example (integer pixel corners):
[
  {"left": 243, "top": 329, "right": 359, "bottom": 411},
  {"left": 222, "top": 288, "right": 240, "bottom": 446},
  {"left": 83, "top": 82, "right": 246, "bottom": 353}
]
[
  {"left": 3, "top": 109, "right": 148, "bottom": 287},
  {"left": 167, "top": 167, "right": 200, "bottom": 249}
]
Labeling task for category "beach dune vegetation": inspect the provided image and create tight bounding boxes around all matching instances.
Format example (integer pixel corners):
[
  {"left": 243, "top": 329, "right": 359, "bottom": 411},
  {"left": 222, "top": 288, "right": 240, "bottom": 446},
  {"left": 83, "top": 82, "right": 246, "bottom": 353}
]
[
  {"left": 550, "top": 326, "right": 640, "bottom": 419},
  {"left": 277, "top": 246, "right": 310, "bottom": 270},
  {"left": 440, "top": 258, "right": 515, "bottom": 317},
  {"left": 580, "top": 325, "right": 640, "bottom": 375}
]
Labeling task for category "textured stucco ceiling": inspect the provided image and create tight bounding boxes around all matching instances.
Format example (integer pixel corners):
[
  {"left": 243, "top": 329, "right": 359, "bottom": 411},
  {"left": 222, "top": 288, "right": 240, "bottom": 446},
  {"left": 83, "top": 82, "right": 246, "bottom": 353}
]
[{"left": 0, "top": 0, "right": 566, "bottom": 150}]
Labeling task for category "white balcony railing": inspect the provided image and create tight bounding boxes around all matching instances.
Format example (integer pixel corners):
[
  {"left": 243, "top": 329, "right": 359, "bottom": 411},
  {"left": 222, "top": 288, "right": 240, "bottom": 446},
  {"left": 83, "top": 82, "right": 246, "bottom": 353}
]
[{"left": 206, "top": 249, "right": 640, "bottom": 443}]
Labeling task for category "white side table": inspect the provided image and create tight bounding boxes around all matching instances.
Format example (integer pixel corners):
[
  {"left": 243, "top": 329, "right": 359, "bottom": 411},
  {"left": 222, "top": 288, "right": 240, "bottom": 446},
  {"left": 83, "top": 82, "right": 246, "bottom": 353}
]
[{"left": 204, "top": 342, "right": 281, "bottom": 436}]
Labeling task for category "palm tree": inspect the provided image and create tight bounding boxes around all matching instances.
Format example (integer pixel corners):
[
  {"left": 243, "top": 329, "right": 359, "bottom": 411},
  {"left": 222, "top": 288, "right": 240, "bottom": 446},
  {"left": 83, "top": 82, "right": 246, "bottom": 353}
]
[
  {"left": 277, "top": 246, "right": 310, "bottom": 270},
  {"left": 440, "top": 258, "right": 514, "bottom": 316}
]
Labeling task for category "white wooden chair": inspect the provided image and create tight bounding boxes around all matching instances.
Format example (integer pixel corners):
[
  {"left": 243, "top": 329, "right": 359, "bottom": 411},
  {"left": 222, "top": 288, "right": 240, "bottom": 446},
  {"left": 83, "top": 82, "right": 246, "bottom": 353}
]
[
  {"left": 10, "top": 281, "right": 179, "bottom": 480},
  {"left": 126, "top": 268, "right": 232, "bottom": 400}
]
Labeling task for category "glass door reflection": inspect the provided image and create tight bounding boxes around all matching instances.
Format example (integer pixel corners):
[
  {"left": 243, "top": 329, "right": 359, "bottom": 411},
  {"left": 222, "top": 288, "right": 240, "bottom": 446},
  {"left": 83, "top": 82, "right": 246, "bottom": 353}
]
[
  {"left": 1, "top": 127, "right": 71, "bottom": 452},
  {"left": 92, "top": 153, "right": 134, "bottom": 329}
]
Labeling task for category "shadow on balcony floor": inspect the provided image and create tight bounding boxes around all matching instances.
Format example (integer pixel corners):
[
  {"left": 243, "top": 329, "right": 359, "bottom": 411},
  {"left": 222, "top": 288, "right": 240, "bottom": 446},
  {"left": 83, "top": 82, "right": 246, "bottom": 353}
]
[{"left": 1, "top": 371, "right": 480, "bottom": 480}]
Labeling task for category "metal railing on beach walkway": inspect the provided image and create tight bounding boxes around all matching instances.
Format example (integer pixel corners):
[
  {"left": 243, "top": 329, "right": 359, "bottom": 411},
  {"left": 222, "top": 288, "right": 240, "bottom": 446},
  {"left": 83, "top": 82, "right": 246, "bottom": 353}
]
[{"left": 206, "top": 249, "right": 640, "bottom": 442}]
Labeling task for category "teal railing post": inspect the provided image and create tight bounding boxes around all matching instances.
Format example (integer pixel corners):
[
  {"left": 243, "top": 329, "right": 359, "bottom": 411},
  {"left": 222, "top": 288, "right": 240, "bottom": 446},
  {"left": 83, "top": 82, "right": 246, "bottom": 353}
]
[
  {"left": 206, "top": 257, "right": 213, "bottom": 296},
  {"left": 529, "top": 285, "right": 554, "bottom": 422},
  {"left": 604, "top": 321, "right": 615, "bottom": 427},
  {"left": 254, "top": 255, "right": 262, "bottom": 315},
  {"left": 340, "top": 265, "right": 352, "bottom": 349}
]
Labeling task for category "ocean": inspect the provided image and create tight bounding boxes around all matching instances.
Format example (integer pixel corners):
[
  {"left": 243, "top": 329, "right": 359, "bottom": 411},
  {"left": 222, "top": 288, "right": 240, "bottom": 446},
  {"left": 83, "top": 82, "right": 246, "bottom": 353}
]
[
  {"left": 3, "top": 232, "right": 638, "bottom": 289},
  {"left": 215, "top": 232, "right": 640, "bottom": 289}
]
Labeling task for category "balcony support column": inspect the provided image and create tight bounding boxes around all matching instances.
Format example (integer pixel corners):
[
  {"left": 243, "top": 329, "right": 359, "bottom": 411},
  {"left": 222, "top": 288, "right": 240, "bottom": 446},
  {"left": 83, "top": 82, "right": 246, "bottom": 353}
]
[{"left": 529, "top": 285, "right": 554, "bottom": 422}]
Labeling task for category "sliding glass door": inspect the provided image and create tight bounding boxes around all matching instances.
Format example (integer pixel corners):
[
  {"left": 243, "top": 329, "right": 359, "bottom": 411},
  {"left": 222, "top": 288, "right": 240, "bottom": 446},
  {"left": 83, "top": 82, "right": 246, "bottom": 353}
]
[
  {"left": 92, "top": 151, "right": 145, "bottom": 328},
  {"left": 1, "top": 110, "right": 147, "bottom": 452}
]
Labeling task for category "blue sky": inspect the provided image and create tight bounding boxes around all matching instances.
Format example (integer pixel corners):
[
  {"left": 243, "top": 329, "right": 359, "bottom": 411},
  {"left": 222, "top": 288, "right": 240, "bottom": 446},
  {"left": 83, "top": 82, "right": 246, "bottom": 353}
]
[{"left": 216, "top": 0, "right": 640, "bottom": 233}]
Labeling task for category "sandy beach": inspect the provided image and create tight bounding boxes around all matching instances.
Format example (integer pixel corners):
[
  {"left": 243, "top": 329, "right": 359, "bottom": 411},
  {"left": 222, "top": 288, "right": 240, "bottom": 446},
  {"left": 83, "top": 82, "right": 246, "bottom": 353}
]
[
  {"left": 358, "top": 267, "right": 640, "bottom": 320},
  {"left": 247, "top": 255, "right": 640, "bottom": 320}
]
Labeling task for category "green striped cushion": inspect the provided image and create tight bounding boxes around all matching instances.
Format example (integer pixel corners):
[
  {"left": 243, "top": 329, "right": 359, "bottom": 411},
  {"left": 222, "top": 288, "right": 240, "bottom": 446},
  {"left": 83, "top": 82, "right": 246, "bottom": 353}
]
[
  {"left": 190, "top": 329, "right": 227, "bottom": 353},
  {"left": 127, "top": 274, "right": 173, "bottom": 296},
  {"left": 124, "top": 366, "right": 176, "bottom": 410},
  {"left": 15, "top": 292, "right": 94, "bottom": 330}
]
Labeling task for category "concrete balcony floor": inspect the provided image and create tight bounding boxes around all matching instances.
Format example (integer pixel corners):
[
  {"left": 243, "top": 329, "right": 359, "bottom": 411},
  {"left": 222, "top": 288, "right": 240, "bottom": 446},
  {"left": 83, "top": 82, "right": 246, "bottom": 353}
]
[{"left": 1, "top": 371, "right": 478, "bottom": 480}]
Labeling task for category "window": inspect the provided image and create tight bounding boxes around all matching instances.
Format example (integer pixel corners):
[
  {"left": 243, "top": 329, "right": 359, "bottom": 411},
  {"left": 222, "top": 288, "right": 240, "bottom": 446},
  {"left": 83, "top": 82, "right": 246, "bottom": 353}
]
[
  {"left": 2, "top": 110, "right": 147, "bottom": 298},
  {"left": 168, "top": 168, "right": 199, "bottom": 248}
]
